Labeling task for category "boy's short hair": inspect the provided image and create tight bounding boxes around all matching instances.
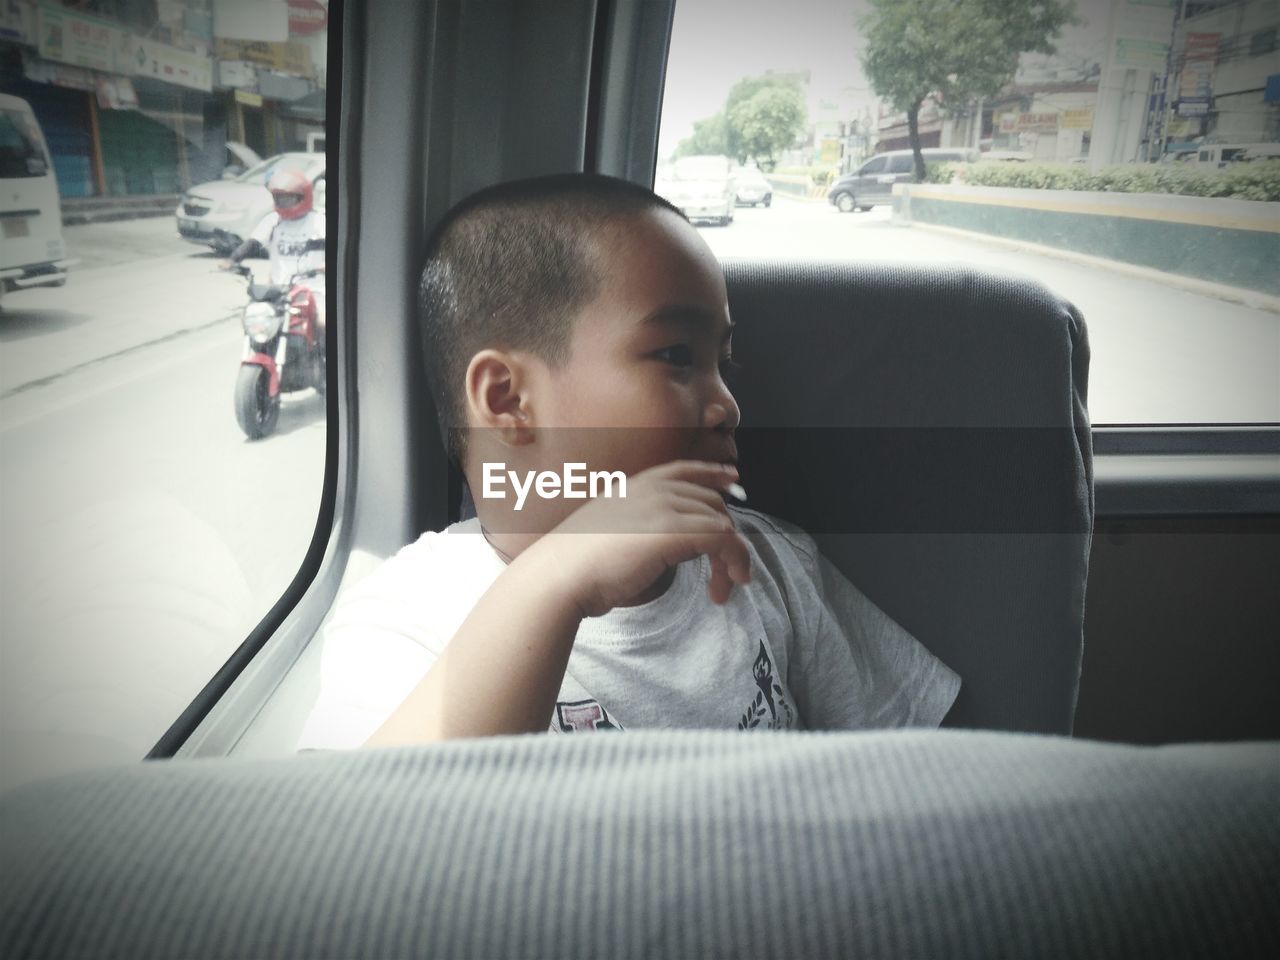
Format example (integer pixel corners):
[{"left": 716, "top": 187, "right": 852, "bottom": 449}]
[{"left": 418, "top": 173, "right": 685, "bottom": 465}]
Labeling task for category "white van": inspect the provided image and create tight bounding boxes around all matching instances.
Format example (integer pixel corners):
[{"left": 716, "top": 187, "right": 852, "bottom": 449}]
[
  {"left": 0, "top": 93, "right": 74, "bottom": 306},
  {"left": 1192, "top": 142, "right": 1280, "bottom": 169}
]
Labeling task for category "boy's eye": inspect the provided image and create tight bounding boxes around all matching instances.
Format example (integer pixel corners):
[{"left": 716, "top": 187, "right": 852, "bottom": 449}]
[{"left": 655, "top": 344, "right": 694, "bottom": 366}]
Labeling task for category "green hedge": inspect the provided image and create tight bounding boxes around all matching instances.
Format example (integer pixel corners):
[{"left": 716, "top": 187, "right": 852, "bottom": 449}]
[{"left": 923, "top": 160, "right": 1280, "bottom": 202}]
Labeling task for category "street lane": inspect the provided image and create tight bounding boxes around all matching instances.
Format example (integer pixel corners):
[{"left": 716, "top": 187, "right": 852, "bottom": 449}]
[
  {"left": 700, "top": 196, "right": 1280, "bottom": 424},
  {"left": 1, "top": 217, "right": 246, "bottom": 396},
  {"left": 1, "top": 229, "right": 325, "bottom": 792}
]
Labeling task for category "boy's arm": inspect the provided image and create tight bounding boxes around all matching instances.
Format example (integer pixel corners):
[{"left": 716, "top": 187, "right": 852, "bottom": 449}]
[
  {"left": 364, "top": 460, "right": 751, "bottom": 745},
  {"left": 363, "top": 541, "right": 584, "bottom": 745}
]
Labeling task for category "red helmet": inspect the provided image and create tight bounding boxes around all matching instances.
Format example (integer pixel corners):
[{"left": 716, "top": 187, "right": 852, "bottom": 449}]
[{"left": 267, "top": 167, "right": 313, "bottom": 220}]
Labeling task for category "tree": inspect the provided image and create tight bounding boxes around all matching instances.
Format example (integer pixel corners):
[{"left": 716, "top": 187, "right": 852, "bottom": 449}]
[
  {"left": 724, "top": 73, "right": 807, "bottom": 166},
  {"left": 679, "top": 74, "right": 808, "bottom": 167},
  {"left": 728, "top": 85, "right": 807, "bottom": 168},
  {"left": 676, "top": 112, "right": 729, "bottom": 157},
  {"left": 861, "top": 0, "right": 1079, "bottom": 181}
]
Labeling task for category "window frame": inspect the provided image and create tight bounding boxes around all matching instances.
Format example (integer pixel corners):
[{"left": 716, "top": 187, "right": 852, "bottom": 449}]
[{"left": 157, "top": 0, "right": 1278, "bottom": 762}]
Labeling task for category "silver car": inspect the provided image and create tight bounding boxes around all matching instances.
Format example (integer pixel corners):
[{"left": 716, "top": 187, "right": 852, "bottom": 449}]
[
  {"left": 175, "top": 152, "right": 325, "bottom": 254},
  {"left": 655, "top": 155, "right": 736, "bottom": 226}
]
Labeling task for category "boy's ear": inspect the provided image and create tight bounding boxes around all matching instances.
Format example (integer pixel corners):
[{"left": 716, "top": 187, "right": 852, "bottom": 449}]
[{"left": 464, "top": 350, "right": 536, "bottom": 446}]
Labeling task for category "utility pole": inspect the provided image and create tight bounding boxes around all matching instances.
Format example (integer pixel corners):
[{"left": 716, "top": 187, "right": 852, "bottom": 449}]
[{"left": 1152, "top": 0, "right": 1188, "bottom": 162}]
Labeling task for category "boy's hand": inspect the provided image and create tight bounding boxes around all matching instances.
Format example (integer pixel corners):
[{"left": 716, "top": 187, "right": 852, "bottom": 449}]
[{"left": 532, "top": 460, "right": 752, "bottom": 618}]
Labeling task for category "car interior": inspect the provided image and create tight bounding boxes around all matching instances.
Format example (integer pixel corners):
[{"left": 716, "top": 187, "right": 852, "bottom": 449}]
[{"left": 2, "top": 2, "right": 1277, "bottom": 957}]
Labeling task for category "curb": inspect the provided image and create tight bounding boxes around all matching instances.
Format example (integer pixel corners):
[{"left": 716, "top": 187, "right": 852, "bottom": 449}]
[
  {"left": 902, "top": 219, "right": 1280, "bottom": 315},
  {"left": 63, "top": 196, "right": 181, "bottom": 227}
]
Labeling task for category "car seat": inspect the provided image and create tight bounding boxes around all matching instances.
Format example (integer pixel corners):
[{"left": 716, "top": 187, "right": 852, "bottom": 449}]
[
  {"left": 454, "top": 260, "right": 1092, "bottom": 734},
  {"left": 721, "top": 260, "right": 1092, "bottom": 734}
]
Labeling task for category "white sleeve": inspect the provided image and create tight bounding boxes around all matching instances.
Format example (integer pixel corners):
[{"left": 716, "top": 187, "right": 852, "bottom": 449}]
[
  {"left": 789, "top": 540, "right": 961, "bottom": 730},
  {"left": 296, "top": 553, "right": 443, "bottom": 751},
  {"left": 250, "top": 212, "right": 277, "bottom": 247}
]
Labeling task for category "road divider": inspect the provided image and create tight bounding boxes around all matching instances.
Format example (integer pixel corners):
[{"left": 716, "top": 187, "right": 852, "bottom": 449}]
[{"left": 892, "top": 182, "right": 1280, "bottom": 296}]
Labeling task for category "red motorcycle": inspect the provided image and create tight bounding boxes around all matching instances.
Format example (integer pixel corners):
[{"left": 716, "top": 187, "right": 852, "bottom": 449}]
[{"left": 230, "top": 263, "right": 325, "bottom": 439}]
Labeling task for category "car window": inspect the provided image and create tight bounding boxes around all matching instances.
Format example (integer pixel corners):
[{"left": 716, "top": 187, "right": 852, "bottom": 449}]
[
  {"left": 0, "top": 107, "right": 46, "bottom": 177},
  {"left": 0, "top": 6, "right": 329, "bottom": 791},
  {"left": 674, "top": 156, "right": 731, "bottom": 180},
  {"left": 886, "top": 154, "right": 914, "bottom": 174},
  {"left": 657, "top": 0, "right": 1280, "bottom": 426}
]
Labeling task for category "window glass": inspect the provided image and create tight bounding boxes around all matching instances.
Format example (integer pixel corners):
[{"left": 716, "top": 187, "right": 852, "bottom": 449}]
[
  {"left": 657, "top": 0, "right": 1280, "bottom": 425},
  {"left": 1, "top": 2, "right": 330, "bottom": 792},
  {"left": 886, "top": 153, "right": 914, "bottom": 174},
  {"left": 0, "top": 106, "right": 47, "bottom": 176},
  {"left": 859, "top": 155, "right": 888, "bottom": 174}
]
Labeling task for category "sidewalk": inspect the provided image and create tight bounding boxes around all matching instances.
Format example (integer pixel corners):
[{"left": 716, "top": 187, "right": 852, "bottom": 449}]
[{"left": 62, "top": 195, "right": 181, "bottom": 226}]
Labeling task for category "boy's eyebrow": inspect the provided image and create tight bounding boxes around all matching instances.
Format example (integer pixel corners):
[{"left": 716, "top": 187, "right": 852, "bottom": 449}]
[{"left": 642, "top": 305, "right": 735, "bottom": 343}]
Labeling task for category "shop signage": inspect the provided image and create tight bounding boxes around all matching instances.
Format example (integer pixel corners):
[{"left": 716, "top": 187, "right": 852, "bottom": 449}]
[
  {"left": 288, "top": 0, "right": 327, "bottom": 35},
  {"left": 1177, "top": 96, "right": 1211, "bottom": 117},
  {"left": 235, "top": 89, "right": 264, "bottom": 107},
  {"left": 1, "top": 0, "right": 36, "bottom": 44},
  {"left": 34, "top": 4, "right": 213, "bottom": 92},
  {"left": 1060, "top": 108, "right": 1094, "bottom": 130},
  {"left": 23, "top": 53, "right": 96, "bottom": 91},
  {"left": 1016, "top": 112, "right": 1059, "bottom": 134},
  {"left": 37, "top": 3, "right": 126, "bottom": 73},
  {"left": 216, "top": 37, "right": 312, "bottom": 77},
  {"left": 1178, "top": 32, "right": 1218, "bottom": 102},
  {"left": 1109, "top": 0, "right": 1175, "bottom": 71},
  {"left": 219, "top": 60, "right": 258, "bottom": 89},
  {"left": 125, "top": 36, "right": 214, "bottom": 92},
  {"left": 1113, "top": 37, "right": 1169, "bottom": 72}
]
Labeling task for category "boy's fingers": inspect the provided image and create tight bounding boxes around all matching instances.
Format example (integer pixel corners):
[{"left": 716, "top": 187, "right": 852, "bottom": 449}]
[
  {"left": 666, "top": 481, "right": 735, "bottom": 517},
  {"left": 708, "top": 555, "right": 733, "bottom": 605},
  {"left": 650, "top": 459, "right": 740, "bottom": 490}
]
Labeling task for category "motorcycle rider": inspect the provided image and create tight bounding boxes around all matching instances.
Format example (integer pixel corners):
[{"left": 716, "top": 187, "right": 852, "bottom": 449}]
[{"left": 222, "top": 166, "right": 326, "bottom": 331}]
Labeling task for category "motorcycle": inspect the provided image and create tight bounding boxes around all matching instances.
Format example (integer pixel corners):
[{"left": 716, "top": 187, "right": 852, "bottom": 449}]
[{"left": 229, "top": 263, "right": 326, "bottom": 440}]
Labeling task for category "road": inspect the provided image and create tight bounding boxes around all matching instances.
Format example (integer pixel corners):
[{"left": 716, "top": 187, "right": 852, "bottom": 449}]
[
  {"left": 699, "top": 197, "right": 1279, "bottom": 426},
  {"left": 1, "top": 200, "right": 1277, "bottom": 791},
  {"left": 1, "top": 220, "right": 325, "bottom": 792}
]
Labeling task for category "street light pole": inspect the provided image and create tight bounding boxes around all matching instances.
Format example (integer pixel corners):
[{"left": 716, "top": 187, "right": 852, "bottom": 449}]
[{"left": 1152, "top": 0, "right": 1188, "bottom": 162}]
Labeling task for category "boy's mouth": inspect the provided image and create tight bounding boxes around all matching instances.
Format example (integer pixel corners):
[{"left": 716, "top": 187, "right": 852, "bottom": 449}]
[{"left": 709, "top": 441, "right": 738, "bottom": 466}]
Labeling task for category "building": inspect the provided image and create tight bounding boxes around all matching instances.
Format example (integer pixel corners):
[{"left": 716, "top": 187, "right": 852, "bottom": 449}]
[
  {"left": 982, "top": 78, "right": 1101, "bottom": 162},
  {"left": 1158, "top": 0, "right": 1279, "bottom": 152},
  {"left": 0, "top": 0, "right": 326, "bottom": 200}
]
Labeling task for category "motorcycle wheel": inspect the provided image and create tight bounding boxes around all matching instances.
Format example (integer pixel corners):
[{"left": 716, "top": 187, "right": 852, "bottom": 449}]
[
  {"left": 235, "top": 365, "right": 280, "bottom": 440},
  {"left": 313, "top": 350, "right": 326, "bottom": 398}
]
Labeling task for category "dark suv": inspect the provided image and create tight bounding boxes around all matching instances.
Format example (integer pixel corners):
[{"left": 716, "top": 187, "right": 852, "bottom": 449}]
[{"left": 828, "top": 148, "right": 978, "bottom": 212}]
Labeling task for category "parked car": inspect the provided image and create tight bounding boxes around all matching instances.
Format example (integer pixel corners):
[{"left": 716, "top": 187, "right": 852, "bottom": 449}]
[
  {"left": 175, "top": 152, "right": 325, "bottom": 255},
  {"left": 656, "top": 154, "right": 736, "bottom": 225},
  {"left": 734, "top": 165, "right": 772, "bottom": 206},
  {"left": 828, "top": 147, "right": 978, "bottom": 212},
  {"left": 1190, "top": 142, "right": 1280, "bottom": 169},
  {"left": 0, "top": 93, "right": 74, "bottom": 307},
  {"left": 979, "top": 149, "right": 1034, "bottom": 162},
  {"left": 222, "top": 141, "right": 262, "bottom": 179}
]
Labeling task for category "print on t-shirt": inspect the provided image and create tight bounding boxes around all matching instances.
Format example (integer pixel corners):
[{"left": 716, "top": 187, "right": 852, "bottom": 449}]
[
  {"left": 738, "top": 640, "right": 795, "bottom": 730},
  {"left": 554, "top": 699, "right": 622, "bottom": 732}
]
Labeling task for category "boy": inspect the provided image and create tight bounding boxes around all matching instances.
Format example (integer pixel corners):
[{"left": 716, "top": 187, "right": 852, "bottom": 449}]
[{"left": 298, "top": 174, "right": 959, "bottom": 747}]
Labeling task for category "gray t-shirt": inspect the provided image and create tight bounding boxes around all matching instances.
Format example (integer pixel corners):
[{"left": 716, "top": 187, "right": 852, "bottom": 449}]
[{"left": 298, "top": 506, "right": 960, "bottom": 747}]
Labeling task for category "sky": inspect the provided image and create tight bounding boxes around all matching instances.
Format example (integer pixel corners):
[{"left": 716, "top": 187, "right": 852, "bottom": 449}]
[{"left": 656, "top": 0, "right": 1118, "bottom": 158}]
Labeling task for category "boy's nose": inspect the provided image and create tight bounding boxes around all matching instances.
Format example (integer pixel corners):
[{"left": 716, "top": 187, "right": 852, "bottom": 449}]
[{"left": 703, "top": 394, "right": 741, "bottom": 432}]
